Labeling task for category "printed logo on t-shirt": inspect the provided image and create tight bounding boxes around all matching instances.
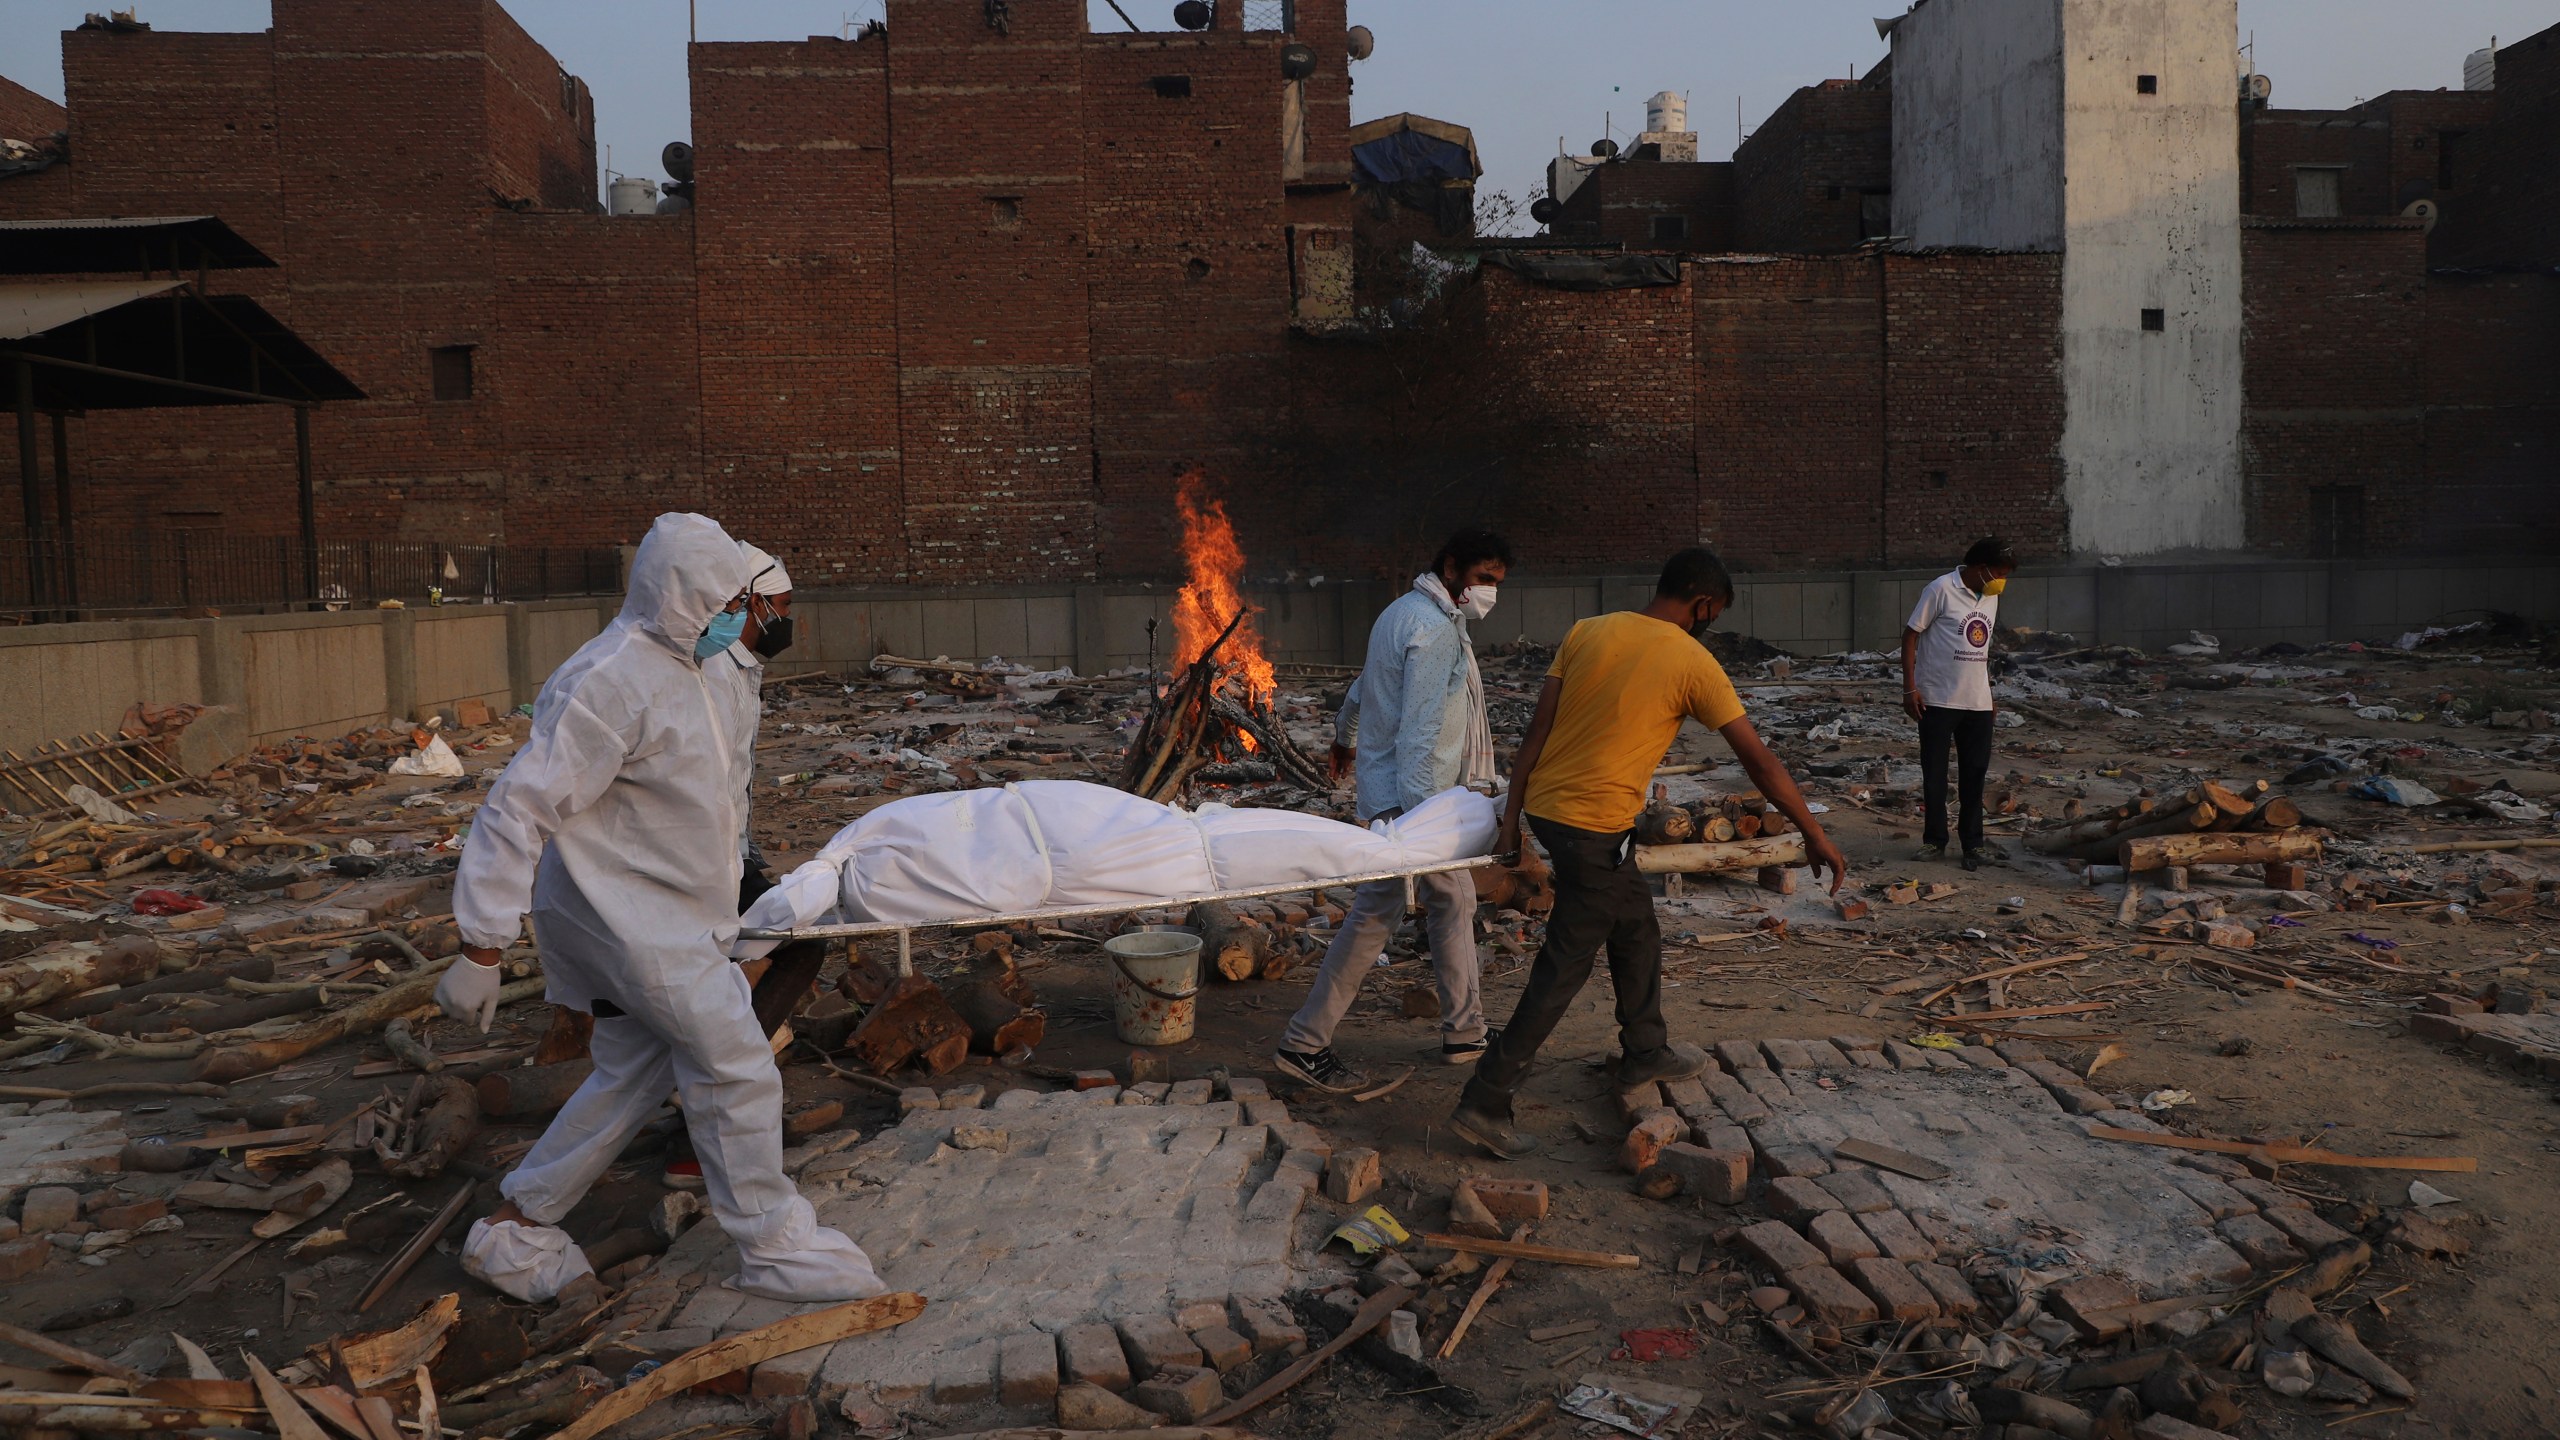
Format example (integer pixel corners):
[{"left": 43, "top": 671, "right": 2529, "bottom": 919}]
[{"left": 1962, "top": 614, "right": 1991, "bottom": 651}]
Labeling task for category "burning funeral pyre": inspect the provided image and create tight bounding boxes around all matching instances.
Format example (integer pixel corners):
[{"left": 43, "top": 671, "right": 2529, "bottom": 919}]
[{"left": 1115, "top": 473, "right": 1328, "bottom": 802}]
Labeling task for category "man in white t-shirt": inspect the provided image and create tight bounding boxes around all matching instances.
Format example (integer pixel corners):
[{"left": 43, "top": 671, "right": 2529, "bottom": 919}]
[{"left": 1901, "top": 537, "right": 2017, "bottom": 870}]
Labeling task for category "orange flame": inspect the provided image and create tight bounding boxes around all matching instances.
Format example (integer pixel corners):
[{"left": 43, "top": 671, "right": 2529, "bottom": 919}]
[{"left": 1171, "top": 469, "right": 1275, "bottom": 708}]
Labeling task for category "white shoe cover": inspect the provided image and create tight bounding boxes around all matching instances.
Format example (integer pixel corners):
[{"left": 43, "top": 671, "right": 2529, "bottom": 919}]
[
  {"left": 726, "top": 1223, "right": 888, "bottom": 1302},
  {"left": 461, "top": 1218, "right": 596, "bottom": 1303}
]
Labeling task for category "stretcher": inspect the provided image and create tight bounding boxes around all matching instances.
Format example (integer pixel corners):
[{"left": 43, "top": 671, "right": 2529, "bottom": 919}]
[{"left": 740, "top": 854, "right": 1498, "bottom": 976}]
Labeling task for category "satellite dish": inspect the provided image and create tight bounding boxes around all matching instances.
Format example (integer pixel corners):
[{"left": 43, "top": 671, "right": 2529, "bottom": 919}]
[
  {"left": 1345, "top": 24, "right": 1374, "bottom": 61},
  {"left": 1172, "top": 0, "right": 1211, "bottom": 30},
  {"left": 2243, "top": 72, "right": 2272, "bottom": 102},
  {"left": 1530, "top": 196, "right": 1561, "bottom": 225},
  {"left": 1279, "top": 41, "right": 1317, "bottom": 80},
  {"left": 662, "top": 141, "right": 694, "bottom": 182},
  {"left": 1590, "top": 137, "right": 1620, "bottom": 159},
  {"left": 2402, "top": 198, "right": 2440, "bottom": 233}
]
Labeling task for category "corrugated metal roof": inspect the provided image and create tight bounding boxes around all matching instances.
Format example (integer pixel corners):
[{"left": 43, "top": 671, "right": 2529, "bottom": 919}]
[
  {"left": 0, "top": 215, "right": 278, "bottom": 273},
  {"left": 0, "top": 277, "right": 187, "bottom": 340}
]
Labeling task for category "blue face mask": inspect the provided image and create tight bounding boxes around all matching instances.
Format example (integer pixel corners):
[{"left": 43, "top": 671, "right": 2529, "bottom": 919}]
[{"left": 696, "top": 607, "right": 746, "bottom": 659}]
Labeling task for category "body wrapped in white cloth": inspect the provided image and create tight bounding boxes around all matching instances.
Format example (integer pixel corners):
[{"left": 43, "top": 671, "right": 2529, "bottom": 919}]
[{"left": 735, "top": 780, "right": 1496, "bottom": 951}]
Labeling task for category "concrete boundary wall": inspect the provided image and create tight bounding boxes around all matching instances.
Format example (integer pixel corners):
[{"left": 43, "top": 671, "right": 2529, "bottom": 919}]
[{"left": 4, "top": 561, "right": 2554, "bottom": 769}]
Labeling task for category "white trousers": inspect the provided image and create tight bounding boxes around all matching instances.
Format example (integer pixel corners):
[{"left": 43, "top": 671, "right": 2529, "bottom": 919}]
[
  {"left": 499, "top": 957, "right": 882, "bottom": 1301},
  {"left": 1282, "top": 869, "right": 1484, "bottom": 1052}
]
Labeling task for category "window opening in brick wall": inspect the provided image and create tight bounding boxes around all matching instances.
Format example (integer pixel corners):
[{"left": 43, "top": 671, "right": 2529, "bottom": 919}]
[
  {"left": 2137, "top": 73, "right": 2158, "bottom": 94},
  {"left": 2309, "top": 485, "right": 2365, "bottom": 558},
  {"left": 1651, "top": 214, "right": 1688, "bottom": 243},
  {"left": 1240, "top": 0, "right": 1293, "bottom": 31},
  {"left": 1928, "top": 469, "right": 1949, "bottom": 490},
  {"left": 1858, "top": 189, "right": 1891, "bottom": 240},
  {"left": 430, "top": 345, "right": 474, "bottom": 401},
  {"left": 990, "top": 195, "right": 1022, "bottom": 228},
  {"left": 2437, "top": 131, "right": 2468, "bottom": 190},
  {"left": 2294, "top": 166, "right": 2344, "bottom": 218},
  {"left": 1150, "top": 74, "right": 1192, "bottom": 98},
  {"left": 2140, "top": 308, "right": 2166, "bottom": 332}
]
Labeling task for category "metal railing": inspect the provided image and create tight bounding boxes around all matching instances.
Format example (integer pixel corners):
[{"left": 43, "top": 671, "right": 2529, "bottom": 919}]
[{"left": 0, "top": 533, "right": 621, "bottom": 619}]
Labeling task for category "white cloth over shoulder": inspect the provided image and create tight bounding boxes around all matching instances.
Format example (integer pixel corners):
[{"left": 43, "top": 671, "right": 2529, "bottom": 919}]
[{"left": 736, "top": 780, "right": 1496, "bottom": 949}]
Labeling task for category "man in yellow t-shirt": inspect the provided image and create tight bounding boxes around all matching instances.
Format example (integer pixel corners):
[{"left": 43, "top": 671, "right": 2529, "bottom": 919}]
[{"left": 1450, "top": 547, "right": 1849, "bottom": 1160}]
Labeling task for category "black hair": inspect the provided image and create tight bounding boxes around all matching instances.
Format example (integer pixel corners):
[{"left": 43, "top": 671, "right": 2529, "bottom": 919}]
[
  {"left": 1655, "top": 546, "right": 1734, "bottom": 604},
  {"left": 1434, "top": 528, "right": 1515, "bottom": 576},
  {"left": 1965, "top": 536, "right": 2018, "bottom": 570}
]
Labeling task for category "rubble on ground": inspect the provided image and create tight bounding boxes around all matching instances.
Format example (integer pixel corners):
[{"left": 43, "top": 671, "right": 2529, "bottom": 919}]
[{"left": 0, "top": 616, "right": 2551, "bottom": 1438}]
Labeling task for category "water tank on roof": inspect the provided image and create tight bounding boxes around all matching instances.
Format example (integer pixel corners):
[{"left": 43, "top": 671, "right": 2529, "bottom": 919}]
[
  {"left": 608, "top": 176, "right": 660, "bottom": 216},
  {"left": 1645, "top": 90, "right": 1686, "bottom": 135},
  {"left": 2465, "top": 45, "right": 2495, "bottom": 91}
]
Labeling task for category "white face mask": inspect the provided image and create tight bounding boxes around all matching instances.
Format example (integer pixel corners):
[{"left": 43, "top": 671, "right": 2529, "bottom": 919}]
[{"left": 1458, "top": 584, "right": 1498, "bottom": 620}]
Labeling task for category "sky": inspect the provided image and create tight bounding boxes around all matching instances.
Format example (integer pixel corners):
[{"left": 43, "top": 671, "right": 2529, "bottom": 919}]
[{"left": 4, "top": 0, "right": 2546, "bottom": 213}]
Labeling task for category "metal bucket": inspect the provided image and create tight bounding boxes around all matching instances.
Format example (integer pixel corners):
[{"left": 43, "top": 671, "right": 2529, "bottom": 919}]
[{"left": 1106, "top": 929, "right": 1202, "bottom": 1046}]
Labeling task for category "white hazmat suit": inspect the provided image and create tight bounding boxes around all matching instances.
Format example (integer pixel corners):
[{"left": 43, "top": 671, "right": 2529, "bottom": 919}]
[{"left": 451, "top": 513, "right": 882, "bottom": 1303}]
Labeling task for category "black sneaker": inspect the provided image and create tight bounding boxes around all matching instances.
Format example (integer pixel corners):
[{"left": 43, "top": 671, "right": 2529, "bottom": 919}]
[
  {"left": 1273, "top": 1046, "right": 1370, "bottom": 1094},
  {"left": 1960, "top": 850, "right": 1982, "bottom": 872},
  {"left": 1441, "top": 1026, "right": 1501, "bottom": 1066},
  {"left": 1448, "top": 1103, "right": 1540, "bottom": 1160},
  {"left": 1616, "top": 1040, "right": 1711, "bottom": 1088}
]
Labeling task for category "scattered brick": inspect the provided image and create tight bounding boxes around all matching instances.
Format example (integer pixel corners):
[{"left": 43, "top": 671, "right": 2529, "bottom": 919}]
[
  {"left": 1783, "top": 1265, "right": 1881, "bottom": 1326},
  {"left": 1765, "top": 1175, "right": 1845, "bottom": 1220},
  {"left": 1468, "top": 1177, "right": 1547, "bottom": 1225},
  {"left": 996, "top": 1330, "right": 1059, "bottom": 1407},
  {"left": 2047, "top": 1274, "right": 2140, "bottom": 1339},
  {"left": 1909, "top": 1262, "right": 1982, "bottom": 1319},
  {"left": 1166, "top": 1080, "right": 1214, "bottom": 1105},
  {"left": 1129, "top": 1365, "right": 1223, "bottom": 1424},
  {"left": 1734, "top": 1219, "right": 1828, "bottom": 1275},
  {"left": 1853, "top": 1208, "right": 1937, "bottom": 1262},
  {"left": 1322, "top": 1148, "right": 1380, "bottom": 1203},
  {"left": 1813, "top": 1167, "right": 1895, "bottom": 1214},
  {"left": 1058, "top": 1323, "right": 1131, "bottom": 1392},
  {"left": 19, "top": 1187, "right": 78, "bottom": 1235},
  {"left": 1806, "top": 1210, "right": 1880, "bottom": 1263},
  {"left": 1116, "top": 1316, "right": 1203, "bottom": 1375},
  {"left": 1846, "top": 1256, "right": 1939, "bottom": 1322},
  {"left": 1713, "top": 1040, "right": 1769, "bottom": 1073},
  {"left": 1619, "top": 1109, "right": 1683, "bottom": 1175},
  {"left": 1233, "top": 1296, "right": 1307, "bottom": 1356},
  {"left": 1639, "top": 1143, "right": 1751, "bottom": 1204},
  {"left": 1190, "top": 1325, "right": 1251, "bottom": 1373},
  {"left": 0, "top": 1236, "right": 48, "bottom": 1283},
  {"left": 2262, "top": 1205, "right": 2356, "bottom": 1251},
  {"left": 2216, "top": 1212, "right": 2303, "bottom": 1269},
  {"left": 1760, "top": 1038, "right": 1815, "bottom": 1070}
]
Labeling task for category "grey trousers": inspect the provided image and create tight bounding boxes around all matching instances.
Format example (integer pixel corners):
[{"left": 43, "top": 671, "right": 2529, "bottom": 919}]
[{"left": 1281, "top": 869, "right": 1484, "bottom": 1052}]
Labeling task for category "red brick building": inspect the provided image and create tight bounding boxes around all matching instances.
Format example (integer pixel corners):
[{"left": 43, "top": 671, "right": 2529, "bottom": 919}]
[{"left": 2, "top": 3, "right": 2553, "bottom": 591}]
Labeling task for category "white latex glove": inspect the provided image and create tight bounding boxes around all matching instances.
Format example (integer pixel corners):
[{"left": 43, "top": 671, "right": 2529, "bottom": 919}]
[{"left": 434, "top": 956, "right": 505, "bottom": 1032}]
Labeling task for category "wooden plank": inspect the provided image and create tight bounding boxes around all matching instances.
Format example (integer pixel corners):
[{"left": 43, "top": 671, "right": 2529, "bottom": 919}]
[
  {"left": 1437, "top": 1224, "right": 1528, "bottom": 1359},
  {"left": 542, "top": 1293, "right": 926, "bottom": 1440},
  {"left": 0, "top": 1320, "right": 153, "bottom": 1385},
  {"left": 2085, "top": 1127, "right": 2476, "bottom": 1173},
  {"left": 354, "top": 1181, "right": 471, "bottom": 1313},
  {"left": 1915, "top": 951, "right": 2090, "bottom": 1007},
  {"left": 1418, "top": 1234, "right": 1641, "bottom": 1269},
  {"left": 1930, "top": 1002, "right": 2111, "bottom": 1025},
  {"left": 1831, "top": 1138, "right": 1951, "bottom": 1182},
  {"left": 1198, "top": 1285, "right": 1412, "bottom": 1428},
  {"left": 243, "top": 1355, "right": 333, "bottom": 1440}
]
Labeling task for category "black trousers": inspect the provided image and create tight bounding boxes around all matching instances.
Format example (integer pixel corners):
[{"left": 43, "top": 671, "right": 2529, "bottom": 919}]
[
  {"left": 1461, "top": 814, "right": 1669, "bottom": 1116},
  {"left": 1919, "top": 706, "right": 1996, "bottom": 853},
  {"left": 740, "top": 866, "right": 829, "bottom": 1038}
]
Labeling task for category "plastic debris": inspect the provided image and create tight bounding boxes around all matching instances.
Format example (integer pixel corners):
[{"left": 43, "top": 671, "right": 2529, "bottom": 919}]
[
  {"left": 2352, "top": 776, "right": 2440, "bottom": 807},
  {"left": 1326, "top": 1205, "right": 1410, "bottom": 1256}
]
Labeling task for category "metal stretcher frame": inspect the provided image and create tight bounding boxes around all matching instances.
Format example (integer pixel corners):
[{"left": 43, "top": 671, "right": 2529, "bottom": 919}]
[{"left": 742, "top": 854, "right": 1500, "bottom": 976}]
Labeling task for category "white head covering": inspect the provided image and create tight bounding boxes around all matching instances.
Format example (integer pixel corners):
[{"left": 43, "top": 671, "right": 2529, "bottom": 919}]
[{"left": 738, "top": 543, "right": 793, "bottom": 597}]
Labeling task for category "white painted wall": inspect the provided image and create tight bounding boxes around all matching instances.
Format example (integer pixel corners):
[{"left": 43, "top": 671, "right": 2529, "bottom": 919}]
[
  {"left": 1890, "top": 0, "right": 2244, "bottom": 556},
  {"left": 2056, "top": 0, "right": 2244, "bottom": 555},
  {"left": 1890, "top": 0, "right": 2066, "bottom": 251}
]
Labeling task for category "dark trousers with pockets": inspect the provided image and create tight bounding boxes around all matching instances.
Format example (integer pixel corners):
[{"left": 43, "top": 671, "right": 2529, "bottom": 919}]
[
  {"left": 1919, "top": 706, "right": 1996, "bottom": 853},
  {"left": 1461, "top": 814, "right": 1668, "bottom": 1116}
]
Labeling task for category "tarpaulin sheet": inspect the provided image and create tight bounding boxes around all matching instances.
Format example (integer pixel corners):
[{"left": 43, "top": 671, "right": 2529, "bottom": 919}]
[{"left": 1353, "top": 129, "right": 1477, "bottom": 187}]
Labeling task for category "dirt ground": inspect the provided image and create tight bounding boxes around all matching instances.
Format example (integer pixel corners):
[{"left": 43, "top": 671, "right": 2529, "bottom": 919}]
[{"left": 3, "top": 620, "right": 2557, "bottom": 1439}]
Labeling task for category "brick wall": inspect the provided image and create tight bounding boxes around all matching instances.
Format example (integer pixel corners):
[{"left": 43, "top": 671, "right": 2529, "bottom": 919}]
[
  {"left": 1733, "top": 82, "right": 1893, "bottom": 254},
  {"left": 689, "top": 35, "right": 904, "bottom": 587},
  {"left": 2417, "top": 271, "right": 2560, "bottom": 555},
  {"left": 2239, "top": 221, "right": 2425, "bottom": 556},
  {"left": 1694, "top": 257, "right": 1884, "bottom": 565},
  {"left": 1548, "top": 161, "right": 1737, "bottom": 250},
  {"left": 1881, "top": 253, "right": 2067, "bottom": 565},
  {"left": 2447, "top": 24, "right": 2560, "bottom": 267}
]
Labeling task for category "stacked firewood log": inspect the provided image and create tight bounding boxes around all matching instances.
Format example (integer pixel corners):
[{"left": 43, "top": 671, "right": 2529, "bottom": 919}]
[{"left": 2030, "top": 779, "right": 2323, "bottom": 874}]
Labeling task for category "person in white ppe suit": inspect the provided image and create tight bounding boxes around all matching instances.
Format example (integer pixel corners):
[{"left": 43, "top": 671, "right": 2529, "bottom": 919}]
[{"left": 437, "top": 512, "right": 883, "bottom": 1304}]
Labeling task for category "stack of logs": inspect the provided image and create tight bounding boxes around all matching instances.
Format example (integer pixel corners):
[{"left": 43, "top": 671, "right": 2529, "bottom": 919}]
[
  {"left": 1629, "top": 785, "right": 1810, "bottom": 890},
  {"left": 815, "top": 933, "right": 1049, "bottom": 1077},
  {"left": 2031, "top": 779, "right": 2324, "bottom": 879},
  {"left": 1183, "top": 899, "right": 1313, "bottom": 983},
  {"left": 1115, "top": 610, "right": 1328, "bottom": 803}
]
